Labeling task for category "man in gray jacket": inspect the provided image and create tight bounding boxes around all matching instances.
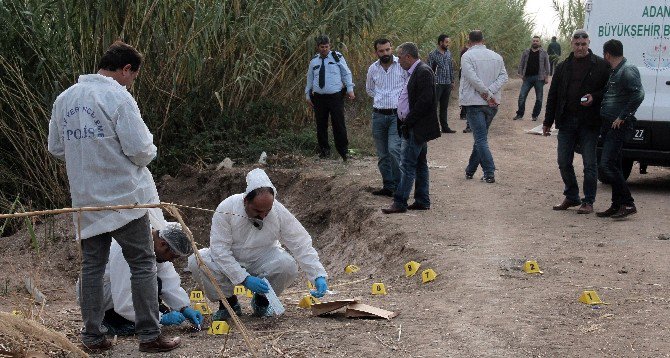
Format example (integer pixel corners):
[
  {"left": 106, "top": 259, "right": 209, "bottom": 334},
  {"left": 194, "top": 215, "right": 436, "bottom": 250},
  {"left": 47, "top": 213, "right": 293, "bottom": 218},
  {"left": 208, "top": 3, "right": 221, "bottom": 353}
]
[{"left": 514, "top": 36, "right": 551, "bottom": 121}]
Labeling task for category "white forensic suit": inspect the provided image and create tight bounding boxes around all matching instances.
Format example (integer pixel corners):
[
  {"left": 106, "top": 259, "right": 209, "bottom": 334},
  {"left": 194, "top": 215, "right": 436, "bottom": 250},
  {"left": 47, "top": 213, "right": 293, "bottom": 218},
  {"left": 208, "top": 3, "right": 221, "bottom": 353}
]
[
  {"left": 188, "top": 172, "right": 328, "bottom": 300},
  {"left": 47, "top": 74, "right": 160, "bottom": 239}
]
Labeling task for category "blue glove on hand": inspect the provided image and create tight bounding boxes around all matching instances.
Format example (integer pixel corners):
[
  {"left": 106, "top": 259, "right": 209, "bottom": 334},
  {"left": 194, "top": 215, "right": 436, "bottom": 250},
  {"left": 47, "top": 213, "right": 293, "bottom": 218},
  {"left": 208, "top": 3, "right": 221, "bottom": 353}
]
[
  {"left": 243, "top": 275, "right": 269, "bottom": 294},
  {"left": 310, "top": 276, "right": 328, "bottom": 298},
  {"left": 181, "top": 307, "right": 203, "bottom": 326},
  {"left": 160, "top": 311, "right": 186, "bottom": 326}
]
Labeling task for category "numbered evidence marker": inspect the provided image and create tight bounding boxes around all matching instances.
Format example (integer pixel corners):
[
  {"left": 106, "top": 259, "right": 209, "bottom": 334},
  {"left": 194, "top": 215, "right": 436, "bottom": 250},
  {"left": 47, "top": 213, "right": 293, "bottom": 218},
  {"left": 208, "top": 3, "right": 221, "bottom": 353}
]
[
  {"left": 523, "top": 260, "right": 543, "bottom": 274},
  {"left": 578, "top": 290, "right": 605, "bottom": 305},
  {"left": 307, "top": 280, "right": 316, "bottom": 290},
  {"left": 234, "top": 285, "right": 246, "bottom": 295},
  {"left": 344, "top": 264, "right": 360, "bottom": 274},
  {"left": 404, "top": 261, "right": 421, "bottom": 277},
  {"left": 298, "top": 295, "right": 321, "bottom": 309},
  {"left": 194, "top": 302, "right": 212, "bottom": 315},
  {"left": 189, "top": 290, "right": 205, "bottom": 302},
  {"left": 207, "top": 321, "right": 231, "bottom": 335},
  {"left": 421, "top": 269, "right": 437, "bottom": 283},
  {"left": 246, "top": 289, "right": 253, "bottom": 298},
  {"left": 371, "top": 283, "right": 387, "bottom": 295}
]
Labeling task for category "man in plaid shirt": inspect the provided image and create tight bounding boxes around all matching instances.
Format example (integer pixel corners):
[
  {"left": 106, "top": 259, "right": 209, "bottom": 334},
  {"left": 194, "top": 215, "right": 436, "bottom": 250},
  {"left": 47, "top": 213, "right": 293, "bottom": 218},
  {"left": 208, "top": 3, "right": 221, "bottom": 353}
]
[{"left": 427, "top": 34, "right": 456, "bottom": 133}]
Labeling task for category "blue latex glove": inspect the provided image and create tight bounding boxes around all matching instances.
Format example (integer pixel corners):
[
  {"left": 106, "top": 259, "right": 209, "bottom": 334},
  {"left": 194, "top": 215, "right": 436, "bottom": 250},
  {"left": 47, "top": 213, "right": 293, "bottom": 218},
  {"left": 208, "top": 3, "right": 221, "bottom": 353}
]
[
  {"left": 310, "top": 276, "right": 328, "bottom": 298},
  {"left": 160, "top": 311, "right": 186, "bottom": 326},
  {"left": 181, "top": 307, "right": 203, "bottom": 327},
  {"left": 243, "top": 275, "right": 269, "bottom": 294}
]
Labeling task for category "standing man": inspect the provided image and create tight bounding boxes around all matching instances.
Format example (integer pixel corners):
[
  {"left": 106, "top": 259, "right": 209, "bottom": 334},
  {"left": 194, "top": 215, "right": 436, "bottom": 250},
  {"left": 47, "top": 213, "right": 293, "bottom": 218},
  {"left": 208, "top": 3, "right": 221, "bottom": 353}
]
[
  {"left": 427, "top": 34, "right": 456, "bottom": 133},
  {"left": 547, "top": 36, "right": 562, "bottom": 75},
  {"left": 188, "top": 169, "right": 329, "bottom": 318},
  {"left": 460, "top": 41, "right": 472, "bottom": 132},
  {"left": 365, "top": 38, "right": 404, "bottom": 197},
  {"left": 47, "top": 41, "right": 180, "bottom": 353},
  {"left": 543, "top": 29, "right": 610, "bottom": 214},
  {"left": 459, "top": 30, "right": 508, "bottom": 183},
  {"left": 513, "top": 36, "right": 551, "bottom": 121},
  {"left": 381, "top": 42, "right": 441, "bottom": 214},
  {"left": 597, "top": 39, "right": 644, "bottom": 219},
  {"left": 305, "top": 35, "right": 355, "bottom": 161}
]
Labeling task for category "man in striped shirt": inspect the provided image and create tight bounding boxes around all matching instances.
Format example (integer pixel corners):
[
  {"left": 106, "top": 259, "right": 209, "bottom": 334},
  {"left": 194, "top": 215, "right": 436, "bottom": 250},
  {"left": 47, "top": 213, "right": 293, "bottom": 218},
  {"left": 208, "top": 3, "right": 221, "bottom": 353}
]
[
  {"left": 427, "top": 34, "right": 456, "bottom": 133},
  {"left": 365, "top": 38, "right": 405, "bottom": 197}
]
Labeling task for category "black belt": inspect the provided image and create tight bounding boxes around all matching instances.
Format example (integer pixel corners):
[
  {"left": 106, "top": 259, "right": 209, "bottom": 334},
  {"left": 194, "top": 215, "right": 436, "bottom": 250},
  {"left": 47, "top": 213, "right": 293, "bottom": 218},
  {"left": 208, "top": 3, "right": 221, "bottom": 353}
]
[{"left": 373, "top": 108, "right": 397, "bottom": 115}]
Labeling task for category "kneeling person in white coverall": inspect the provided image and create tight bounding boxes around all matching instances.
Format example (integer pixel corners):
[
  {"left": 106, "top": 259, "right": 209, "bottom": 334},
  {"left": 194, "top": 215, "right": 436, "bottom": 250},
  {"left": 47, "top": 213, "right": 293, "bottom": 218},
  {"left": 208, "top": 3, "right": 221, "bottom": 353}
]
[
  {"left": 188, "top": 168, "right": 329, "bottom": 319},
  {"left": 85, "top": 224, "right": 204, "bottom": 335}
]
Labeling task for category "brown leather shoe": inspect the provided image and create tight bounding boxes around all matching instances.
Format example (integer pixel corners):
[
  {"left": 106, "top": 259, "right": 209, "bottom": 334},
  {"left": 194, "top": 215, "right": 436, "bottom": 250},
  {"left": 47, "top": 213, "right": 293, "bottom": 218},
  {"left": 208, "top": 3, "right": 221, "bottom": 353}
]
[
  {"left": 611, "top": 205, "right": 637, "bottom": 219},
  {"left": 139, "top": 335, "right": 181, "bottom": 353},
  {"left": 552, "top": 198, "right": 580, "bottom": 211},
  {"left": 407, "top": 202, "right": 430, "bottom": 210},
  {"left": 381, "top": 203, "right": 407, "bottom": 214},
  {"left": 596, "top": 204, "right": 621, "bottom": 217},
  {"left": 81, "top": 338, "right": 113, "bottom": 353},
  {"left": 577, "top": 203, "right": 593, "bottom": 214}
]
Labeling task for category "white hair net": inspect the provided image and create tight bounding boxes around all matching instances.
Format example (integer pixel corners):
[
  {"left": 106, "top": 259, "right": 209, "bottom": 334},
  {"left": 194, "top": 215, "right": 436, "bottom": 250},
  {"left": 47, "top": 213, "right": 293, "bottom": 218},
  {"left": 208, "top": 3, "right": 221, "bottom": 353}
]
[
  {"left": 244, "top": 168, "right": 277, "bottom": 197},
  {"left": 158, "top": 223, "right": 193, "bottom": 257}
]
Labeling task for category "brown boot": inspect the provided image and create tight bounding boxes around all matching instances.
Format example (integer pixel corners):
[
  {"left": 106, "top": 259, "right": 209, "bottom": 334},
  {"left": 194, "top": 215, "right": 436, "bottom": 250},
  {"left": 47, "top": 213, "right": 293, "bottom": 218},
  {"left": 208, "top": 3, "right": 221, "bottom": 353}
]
[
  {"left": 577, "top": 203, "right": 593, "bottom": 214},
  {"left": 81, "top": 338, "right": 113, "bottom": 353},
  {"left": 139, "top": 335, "right": 181, "bottom": 353},
  {"left": 552, "top": 198, "right": 580, "bottom": 211}
]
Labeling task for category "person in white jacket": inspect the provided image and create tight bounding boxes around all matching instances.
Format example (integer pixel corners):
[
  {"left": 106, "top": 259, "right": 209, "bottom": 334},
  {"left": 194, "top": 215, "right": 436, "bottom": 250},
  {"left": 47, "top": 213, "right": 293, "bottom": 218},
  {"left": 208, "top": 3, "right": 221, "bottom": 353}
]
[
  {"left": 47, "top": 41, "right": 180, "bottom": 353},
  {"left": 93, "top": 223, "right": 203, "bottom": 335},
  {"left": 188, "top": 168, "right": 329, "bottom": 319}
]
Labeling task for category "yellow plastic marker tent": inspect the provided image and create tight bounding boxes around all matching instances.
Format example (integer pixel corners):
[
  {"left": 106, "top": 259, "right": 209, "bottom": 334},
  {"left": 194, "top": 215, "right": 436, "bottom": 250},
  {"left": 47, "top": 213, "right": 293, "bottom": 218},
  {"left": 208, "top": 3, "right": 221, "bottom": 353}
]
[
  {"left": 523, "top": 260, "right": 543, "bottom": 274},
  {"left": 421, "top": 269, "right": 437, "bottom": 283},
  {"left": 371, "top": 283, "right": 387, "bottom": 295},
  {"left": 189, "top": 290, "right": 205, "bottom": 302},
  {"left": 579, "top": 290, "right": 605, "bottom": 305},
  {"left": 345, "top": 264, "right": 360, "bottom": 274},
  {"left": 194, "top": 302, "right": 212, "bottom": 315},
  {"left": 404, "top": 261, "right": 421, "bottom": 277},
  {"left": 298, "top": 295, "right": 321, "bottom": 309},
  {"left": 307, "top": 280, "right": 316, "bottom": 290},
  {"left": 234, "top": 285, "right": 246, "bottom": 295},
  {"left": 208, "top": 321, "right": 231, "bottom": 335}
]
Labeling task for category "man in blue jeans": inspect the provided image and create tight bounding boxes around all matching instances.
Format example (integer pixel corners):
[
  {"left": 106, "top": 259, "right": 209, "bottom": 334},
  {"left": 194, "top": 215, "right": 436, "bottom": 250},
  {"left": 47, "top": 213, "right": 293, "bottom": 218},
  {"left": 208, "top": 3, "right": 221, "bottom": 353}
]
[
  {"left": 459, "top": 30, "right": 508, "bottom": 183},
  {"left": 513, "top": 36, "right": 551, "bottom": 121},
  {"left": 382, "top": 42, "right": 441, "bottom": 214},
  {"left": 543, "top": 29, "right": 610, "bottom": 214},
  {"left": 366, "top": 38, "right": 404, "bottom": 197},
  {"left": 596, "top": 39, "right": 644, "bottom": 219}
]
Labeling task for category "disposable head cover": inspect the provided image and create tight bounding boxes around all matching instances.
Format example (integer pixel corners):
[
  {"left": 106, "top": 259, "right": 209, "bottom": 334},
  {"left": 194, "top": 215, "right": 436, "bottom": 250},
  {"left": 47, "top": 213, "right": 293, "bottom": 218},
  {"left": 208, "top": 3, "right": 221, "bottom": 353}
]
[
  {"left": 158, "top": 223, "right": 193, "bottom": 257},
  {"left": 244, "top": 168, "right": 277, "bottom": 198}
]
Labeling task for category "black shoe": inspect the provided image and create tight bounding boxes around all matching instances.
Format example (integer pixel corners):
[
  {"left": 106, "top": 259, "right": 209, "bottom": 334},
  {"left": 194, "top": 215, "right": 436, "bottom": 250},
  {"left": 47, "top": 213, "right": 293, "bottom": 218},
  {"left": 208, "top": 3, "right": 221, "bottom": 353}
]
[
  {"left": 319, "top": 151, "right": 330, "bottom": 159},
  {"left": 532, "top": 116, "right": 538, "bottom": 121},
  {"left": 407, "top": 202, "right": 430, "bottom": 210},
  {"left": 465, "top": 172, "right": 474, "bottom": 179},
  {"left": 611, "top": 205, "right": 637, "bottom": 219},
  {"left": 481, "top": 176, "right": 495, "bottom": 183},
  {"left": 463, "top": 128, "right": 472, "bottom": 133},
  {"left": 441, "top": 128, "right": 456, "bottom": 133},
  {"left": 513, "top": 115, "right": 523, "bottom": 120},
  {"left": 372, "top": 188, "right": 394, "bottom": 197},
  {"left": 596, "top": 204, "right": 620, "bottom": 217}
]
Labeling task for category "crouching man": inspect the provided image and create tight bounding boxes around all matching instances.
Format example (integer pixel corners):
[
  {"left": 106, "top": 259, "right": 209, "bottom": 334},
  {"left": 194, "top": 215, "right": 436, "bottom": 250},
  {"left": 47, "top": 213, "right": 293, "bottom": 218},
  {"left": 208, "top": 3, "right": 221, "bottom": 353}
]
[{"left": 188, "top": 168, "right": 329, "bottom": 319}]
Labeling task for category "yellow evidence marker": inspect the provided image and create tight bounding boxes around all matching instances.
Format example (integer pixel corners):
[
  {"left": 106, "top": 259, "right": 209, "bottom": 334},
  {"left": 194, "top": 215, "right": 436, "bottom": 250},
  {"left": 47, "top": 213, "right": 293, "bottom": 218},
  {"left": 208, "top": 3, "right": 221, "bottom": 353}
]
[
  {"left": 344, "top": 264, "right": 360, "bottom": 274},
  {"left": 298, "top": 295, "right": 320, "bottom": 309},
  {"left": 307, "top": 280, "right": 316, "bottom": 290},
  {"left": 208, "top": 321, "right": 230, "bottom": 335},
  {"left": 371, "top": 283, "right": 387, "bottom": 295},
  {"left": 246, "top": 289, "right": 253, "bottom": 298},
  {"left": 194, "top": 302, "right": 212, "bottom": 315},
  {"left": 421, "top": 269, "right": 437, "bottom": 283},
  {"left": 189, "top": 290, "right": 205, "bottom": 302},
  {"left": 234, "top": 285, "right": 247, "bottom": 295},
  {"left": 404, "top": 261, "right": 421, "bottom": 277},
  {"left": 523, "top": 260, "right": 543, "bottom": 274},
  {"left": 579, "top": 290, "right": 605, "bottom": 305}
]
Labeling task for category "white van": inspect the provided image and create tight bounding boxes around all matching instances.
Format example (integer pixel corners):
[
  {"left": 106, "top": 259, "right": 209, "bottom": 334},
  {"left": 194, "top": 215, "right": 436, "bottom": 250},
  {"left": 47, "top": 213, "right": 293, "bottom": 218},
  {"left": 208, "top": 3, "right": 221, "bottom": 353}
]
[{"left": 585, "top": 0, "right": 670, "bottom": 180}]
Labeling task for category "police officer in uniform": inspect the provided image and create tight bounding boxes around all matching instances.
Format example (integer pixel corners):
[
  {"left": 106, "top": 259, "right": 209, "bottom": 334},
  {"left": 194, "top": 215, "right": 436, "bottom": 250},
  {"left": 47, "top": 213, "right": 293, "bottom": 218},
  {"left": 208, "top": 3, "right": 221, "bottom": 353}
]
[{"left": 305, "top": 35, "right": 355, "bottom": 161}]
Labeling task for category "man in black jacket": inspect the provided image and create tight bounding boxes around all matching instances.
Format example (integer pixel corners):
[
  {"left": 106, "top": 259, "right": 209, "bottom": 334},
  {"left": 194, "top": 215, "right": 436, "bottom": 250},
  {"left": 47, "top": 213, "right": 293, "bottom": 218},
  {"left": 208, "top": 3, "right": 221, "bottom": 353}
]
[
  {"left": 543, "top": 29, "right": 610, "bottom": 214},
  {"left": 382, "top": 42, "right": 441, "bottom": 214}
]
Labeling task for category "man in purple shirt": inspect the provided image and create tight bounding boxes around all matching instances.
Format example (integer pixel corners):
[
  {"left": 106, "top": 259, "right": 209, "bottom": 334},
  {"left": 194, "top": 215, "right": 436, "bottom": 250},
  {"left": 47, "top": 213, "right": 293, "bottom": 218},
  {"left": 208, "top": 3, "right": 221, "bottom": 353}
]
[{"left": 382, "top": 42, "right": 441, "bottom": 214}]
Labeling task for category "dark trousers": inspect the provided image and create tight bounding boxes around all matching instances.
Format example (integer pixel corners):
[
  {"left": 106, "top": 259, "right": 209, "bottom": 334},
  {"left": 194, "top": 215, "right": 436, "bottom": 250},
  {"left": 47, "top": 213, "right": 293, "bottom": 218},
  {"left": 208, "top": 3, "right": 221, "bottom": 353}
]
[
  {"left": 313, "top": 92, "right": 348, "bottom": 158},
  {"left": 599, "top": 119, "right": 635, "bottom": 206},
  {"left": 435, "top": 84, "right": 452, "bottom": 131}
]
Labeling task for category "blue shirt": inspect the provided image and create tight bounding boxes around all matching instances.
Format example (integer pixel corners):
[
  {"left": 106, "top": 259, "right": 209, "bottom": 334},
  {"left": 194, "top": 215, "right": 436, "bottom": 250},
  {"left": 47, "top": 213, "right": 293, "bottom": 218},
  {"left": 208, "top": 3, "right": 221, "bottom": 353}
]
[
  {"left": 427, "top": 48, "right": 454, "bottom": 85},
  {"left": 305, "top": 51, "right": 354, "bottom": 99}
]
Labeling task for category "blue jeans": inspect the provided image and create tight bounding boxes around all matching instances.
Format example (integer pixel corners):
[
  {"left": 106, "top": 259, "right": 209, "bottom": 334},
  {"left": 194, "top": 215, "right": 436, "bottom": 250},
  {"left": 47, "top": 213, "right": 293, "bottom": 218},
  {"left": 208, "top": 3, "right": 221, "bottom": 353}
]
[
  {"left": 79, "top": 214, "right": 160, "bottom": 345},
  {"left": 599, "top": 119, "right": 635, "bottom": 206},
  {"left": 465, "top": 106, "right": 497, "bottom": 177},
  {"left": 516, "top": 75, "right": 544, "bottom": 118},
  {"left": 393, "top": 129, "right": 429, "bottom": 209},
  {"left": 556, "top": 119, "right": 599, "bottom": 204},
  {"left": 372, "top": 112, "right": 401, "bottom": 191}
]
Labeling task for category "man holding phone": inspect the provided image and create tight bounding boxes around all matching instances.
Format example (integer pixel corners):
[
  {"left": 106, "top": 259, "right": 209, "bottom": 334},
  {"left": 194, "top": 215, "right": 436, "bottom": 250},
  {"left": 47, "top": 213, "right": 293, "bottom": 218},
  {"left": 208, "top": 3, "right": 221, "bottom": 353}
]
[{"left": 543, "top": 29, "right": 610, "bottom": 214}]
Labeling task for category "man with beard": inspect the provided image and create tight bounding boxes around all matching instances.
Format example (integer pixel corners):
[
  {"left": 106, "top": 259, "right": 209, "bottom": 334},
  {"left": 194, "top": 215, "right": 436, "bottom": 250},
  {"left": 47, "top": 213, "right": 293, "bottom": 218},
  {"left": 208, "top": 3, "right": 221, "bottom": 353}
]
[
  {"left": 365, "top": 38, "right": 404, "bottom": 197},
  {"left": 427, "top": 34, "right": 456, "bottom": 133},
  {"left": 514, "top": 36, "right": 551, "bottom": 121},
  {"left": 188, "top": 169, "right": 329, "bottom": 319},
  {"left": 543, "top": 29, "right": 610, "bottom": 214}
]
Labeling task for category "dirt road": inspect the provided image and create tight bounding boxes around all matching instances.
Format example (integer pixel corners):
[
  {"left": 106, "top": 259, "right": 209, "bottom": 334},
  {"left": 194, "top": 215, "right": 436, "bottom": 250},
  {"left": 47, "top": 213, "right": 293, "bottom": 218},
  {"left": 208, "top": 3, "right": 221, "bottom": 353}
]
[{"left": 1, "top": 78, "right": 669, "bottom": 357}]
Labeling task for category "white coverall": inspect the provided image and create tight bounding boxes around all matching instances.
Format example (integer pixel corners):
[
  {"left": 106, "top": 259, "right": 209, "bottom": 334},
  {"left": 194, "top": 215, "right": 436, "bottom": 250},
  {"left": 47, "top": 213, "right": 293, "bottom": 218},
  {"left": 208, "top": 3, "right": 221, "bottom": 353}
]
[
  {"left": 47, "top": 74, "right": 160, "bottom": 239},
  {"left": 188, "top": 170, "right": 327, "bottom": 300},
  {"left": 102, "top": 239, "right": 190, "bottom": 322}
]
